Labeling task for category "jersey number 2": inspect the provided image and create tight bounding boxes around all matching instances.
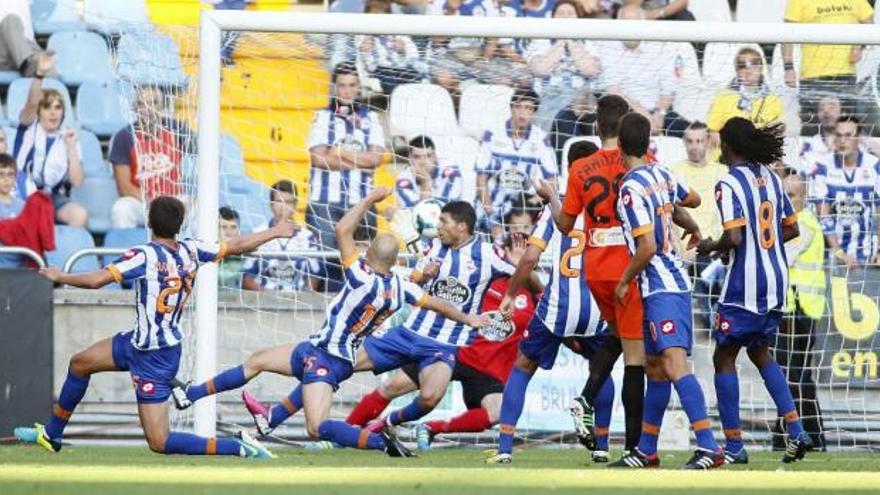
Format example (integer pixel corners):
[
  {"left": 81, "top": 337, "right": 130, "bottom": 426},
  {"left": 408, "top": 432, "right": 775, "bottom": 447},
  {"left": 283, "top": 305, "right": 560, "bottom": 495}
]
[
  {"left": 758, "top": 201, "right": 776, "bottom": 249},
  {"left": 560, "top": 230, "right": 586, "bottom": 278}
]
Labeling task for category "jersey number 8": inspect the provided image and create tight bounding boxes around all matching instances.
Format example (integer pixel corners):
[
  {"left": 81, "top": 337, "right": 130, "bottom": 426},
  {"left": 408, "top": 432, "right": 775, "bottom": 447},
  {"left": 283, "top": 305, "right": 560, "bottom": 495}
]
[{"left": 758, "top": 201, "right": 776, "bottom": 249}]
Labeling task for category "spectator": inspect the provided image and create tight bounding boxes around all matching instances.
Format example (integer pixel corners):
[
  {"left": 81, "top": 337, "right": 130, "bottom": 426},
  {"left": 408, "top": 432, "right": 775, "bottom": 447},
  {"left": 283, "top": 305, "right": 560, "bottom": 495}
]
[
  {"left": 800, "top": 94, "right": 841, "bottom": 163},
  {"left": 110, "top": 86, "right": 182, "bottom": 229},
  {"left": 669, "top": 122, "right": 726, "bottom": 327},
  {"left": 306, "top": 61, "right": 384, "bottom": 250},
  {"left": 707, "top": 47, "right": 783, "bottom": 147},
  {"left": 218, "top": 206, "right": 244, "bottom": 289},
  {"left": 775, "top": 167, "right": 827, "bottom": 451},
  {"left": 243, "top": 180, "right": 322, "bottom": 294},
  {"left": 395, "top": 135, "right": 463, "bottom": 208},
  {"left": 0, "top": 153, "right": 24, "bottom": 268},
  {"left": 783, "top": 0, "right": 873, "bottom": 136},
  {"left": 613, "top": 0, "right": 693, "bottom": 20},
  {"left": 548, "top": 89, "right": 597, "bottom": 164},
  {"left": 476, "top": 87, "right": 557, "bottom": 239},
  {"left": 0, "top": 1, "right": 56, "bottom": 77},
  {"left": 355, "top": 0, "right": 423, "bottom": 95},
  {"left": 503, "top": 206, "right": 536, "bottom": 235},
  {"left": 809, "top": 115, "right": 880, "bottom": 267},
  {"left": 0, "top": 127, "right": 7, "bottom": 154},
  {"left": 525, "top": 0, "right": 601, "bottom": 129},
  {"left": 597, "top": 5, "right": 688, "bottom": 136},
  {"left": 13, "top": 79, "right": 86, "bottom": 227}
]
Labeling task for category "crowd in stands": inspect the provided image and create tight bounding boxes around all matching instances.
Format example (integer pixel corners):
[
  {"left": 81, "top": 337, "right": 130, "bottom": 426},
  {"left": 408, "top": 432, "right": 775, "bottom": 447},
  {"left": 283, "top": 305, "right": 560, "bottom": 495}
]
[{"left": 0, "top": 0, "right": 879, "bottom": 308}]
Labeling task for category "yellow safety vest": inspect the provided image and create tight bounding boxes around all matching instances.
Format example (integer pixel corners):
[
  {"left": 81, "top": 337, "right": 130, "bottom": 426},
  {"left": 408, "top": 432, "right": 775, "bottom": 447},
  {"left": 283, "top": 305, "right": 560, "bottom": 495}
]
[{"left": 786, "top": 209, "right": 827, "bottom": 319}]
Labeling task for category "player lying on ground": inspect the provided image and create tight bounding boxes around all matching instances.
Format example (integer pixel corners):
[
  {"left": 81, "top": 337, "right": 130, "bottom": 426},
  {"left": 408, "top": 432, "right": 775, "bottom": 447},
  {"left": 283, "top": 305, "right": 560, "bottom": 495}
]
[
  {"left": 697, "top": 118, "right": 811, "bottom": 464},
  {"left": 18, "top": 196, "right": 293, "bottom": 458},
  {"left": 608, "top": 112, "right": 724, "bottom": 470},
  {"left": 171, "top": 188, "right": 488, "bottom": 456}
]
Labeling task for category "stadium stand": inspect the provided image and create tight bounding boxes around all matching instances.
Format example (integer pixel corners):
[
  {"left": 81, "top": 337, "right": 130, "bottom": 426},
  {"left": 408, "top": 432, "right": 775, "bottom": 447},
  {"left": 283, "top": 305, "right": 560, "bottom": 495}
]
[
  {"left": 5, "top": 77, "right": 75, "bottom": 126},
  {"left": 30, "top": 0, "right": 86, "bottom": 36},
  {"left": 70, "top": 176, "right": 119, "bottom": 234},
  {"left": 76, "top": 79, "right": 130, "bottom": 138},
  {"left": 44, "top": 225, "right": 99, "bottom": 272},
  {"left": 47, "top": 31, "right": 112, "bottom": 86}
]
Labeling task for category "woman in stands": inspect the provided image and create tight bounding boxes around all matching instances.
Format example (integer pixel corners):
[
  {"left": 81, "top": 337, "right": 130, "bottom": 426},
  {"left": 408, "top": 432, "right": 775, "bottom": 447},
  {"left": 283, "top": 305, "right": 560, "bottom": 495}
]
[{"left": 13, "top": 77, "right": 87, "bottom": 227}]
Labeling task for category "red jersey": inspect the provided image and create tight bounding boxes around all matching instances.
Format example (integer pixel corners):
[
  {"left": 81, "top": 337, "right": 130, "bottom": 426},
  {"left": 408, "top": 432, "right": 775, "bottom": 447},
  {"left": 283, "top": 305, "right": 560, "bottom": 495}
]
[
  {"left": 457, "top": 277, "right": 536, "bottom": 383},
  {"left": 562, "top": 148, "right": 632, "bottom": 282}
]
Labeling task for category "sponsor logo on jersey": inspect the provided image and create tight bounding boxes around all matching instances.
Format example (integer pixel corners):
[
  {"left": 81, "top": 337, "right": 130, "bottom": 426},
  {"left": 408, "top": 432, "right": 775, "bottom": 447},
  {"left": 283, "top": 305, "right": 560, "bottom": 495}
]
[
  {"left": 479, "top": 311, "right": 515, "bottom": 342},
  {"left": 432, "top": 276, "right": 472, "bottom": 305}
]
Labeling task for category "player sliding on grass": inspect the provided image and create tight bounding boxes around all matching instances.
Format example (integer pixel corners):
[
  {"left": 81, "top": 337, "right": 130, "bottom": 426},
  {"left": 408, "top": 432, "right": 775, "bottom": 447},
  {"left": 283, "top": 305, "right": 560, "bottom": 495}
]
[
  {"left": 171, "top": 187, "right": 488, "bottom": 456},
  {"left": 18, "top": 196, "right": 294, "bottom": 458},
  {"left": 608, "top": 112, "right": 724, "bottom": 470},
  {"left": 697, "top": 118, "right": 811, "bottom": 464}
]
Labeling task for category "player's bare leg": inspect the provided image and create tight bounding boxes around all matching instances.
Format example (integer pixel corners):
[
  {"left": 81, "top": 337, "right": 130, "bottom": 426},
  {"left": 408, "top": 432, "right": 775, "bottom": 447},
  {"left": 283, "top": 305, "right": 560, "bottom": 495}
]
[{"left": 303, "top": 381, "right": 413, "bottom": 457}]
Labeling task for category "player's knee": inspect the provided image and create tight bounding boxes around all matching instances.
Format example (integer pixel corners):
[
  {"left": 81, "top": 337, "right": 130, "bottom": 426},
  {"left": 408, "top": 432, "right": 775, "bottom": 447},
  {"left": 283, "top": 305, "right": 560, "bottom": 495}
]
[
  {"left": 69, "top": 352, "right": 91, "bottom": 376},
  {"left": 145, "top": 431, "right": 168, "bottom": 453},
  {"left": 306, "top": 420, "right": 322, "bottom": 440},
  {"left": 418, "top": 388, "right": 444, "bottom": 409},
  {"left": 243, "top": 349, "right": 269, "bottom": 374},
  {"left": 712, "top": 348, "right": 736, "bottom": 373},
  {"left": 746, "top": 346, "right": 772, "bottom": 368}
]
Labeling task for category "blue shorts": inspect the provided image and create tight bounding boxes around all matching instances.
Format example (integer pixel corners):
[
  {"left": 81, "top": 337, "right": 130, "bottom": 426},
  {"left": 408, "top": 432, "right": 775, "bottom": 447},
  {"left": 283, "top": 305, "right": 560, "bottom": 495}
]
[
  {"left": 290, "top": 341, "right": 354, "bottom": 390},
  {"left": 363, "top": 325, "right": 457, "bottom": 374},
  {"left": 643, "top": 292, "right": 693, "bottom": 356},
  {"left": 520, "top": 318, "right": 608, "bottom": 370},
  {"left": 112, "top": 331, "right": 181, "bottom": 404},
  {"left": 714, "top": 305, "right": 783, "bottom": 349}
]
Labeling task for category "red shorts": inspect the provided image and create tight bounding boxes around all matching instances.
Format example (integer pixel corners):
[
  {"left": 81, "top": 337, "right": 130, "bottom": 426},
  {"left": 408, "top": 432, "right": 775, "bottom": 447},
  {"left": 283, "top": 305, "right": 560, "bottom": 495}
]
[{"left": 589, "top": 280, "right": 644, "bottom": 340}]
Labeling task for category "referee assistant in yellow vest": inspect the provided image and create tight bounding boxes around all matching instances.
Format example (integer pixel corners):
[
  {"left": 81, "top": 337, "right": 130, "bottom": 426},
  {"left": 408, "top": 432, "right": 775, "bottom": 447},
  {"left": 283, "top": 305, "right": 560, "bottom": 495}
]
[{"left": 776, "top": 168, "right": 827, "bottom": 450}]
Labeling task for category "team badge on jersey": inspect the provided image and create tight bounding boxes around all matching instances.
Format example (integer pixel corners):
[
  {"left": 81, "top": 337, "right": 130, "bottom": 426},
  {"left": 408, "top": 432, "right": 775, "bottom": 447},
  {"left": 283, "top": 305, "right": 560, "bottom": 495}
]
[
  {"left": 479, "top": 310, "right": 515, "bottom": 342},
  {"left": 432, "top": 277, "right": 472, "bottom": 304},
  {"left": 514, "top": 294, "right": 528, "bottom": 310}
]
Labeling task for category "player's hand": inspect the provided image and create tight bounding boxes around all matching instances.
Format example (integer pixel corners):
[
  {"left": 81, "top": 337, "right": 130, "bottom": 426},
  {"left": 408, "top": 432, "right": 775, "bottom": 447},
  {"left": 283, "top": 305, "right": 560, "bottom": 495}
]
[
  {"left": 467, "top": 313, "right": 492, "bottom": 328},
  {"left": 696, "top": 237, "right": 715, "bottom": 256},
  {"left": 681, "top": 227, "right": 702, "bottom": 250},
  {"left": 532, "top": 178, "right": 557, "bottom": 202},
  {"left": 271, "top": 218, "right": 297, "bottom": 239},
  {"left": 421, "top": 260, "right": 441, "bottom": 281},
  {"left": 498, "top": 294, "right": 514, "bottom": 320},
  {"left": 614, "top": 281, "right": 629, "bottom": 305},
  {"left": 508, "top": 232, "right": 528, "bottom": 264},
  {"left": 367, "top": 186, "right": 392, "bottom": 203},
  {"left": 39, "top": 267, "right": 64, "bottom": 283}
]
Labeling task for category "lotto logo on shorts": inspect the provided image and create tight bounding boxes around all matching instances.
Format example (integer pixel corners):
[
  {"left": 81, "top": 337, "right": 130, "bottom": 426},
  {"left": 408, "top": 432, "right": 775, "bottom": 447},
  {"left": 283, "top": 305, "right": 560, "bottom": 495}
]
[
  {"left": 139, "top": 380, "right": 156, "bottom": 396},
  {"left": 315, "top": 366, "right": 329, "bottom": 377},
  {"left": 660, "top": 320, "right": 676, "bottom": 335},
  {"left": 716, "top": 315, "right": 732, "bottom": 334}
]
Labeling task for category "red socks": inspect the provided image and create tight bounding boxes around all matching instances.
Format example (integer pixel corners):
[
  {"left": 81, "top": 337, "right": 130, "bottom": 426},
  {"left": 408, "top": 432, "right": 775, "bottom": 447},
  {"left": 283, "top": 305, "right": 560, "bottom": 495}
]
[
  {"left": 346, "top": 389, "right": 390, "bottom": 426},
  {"left": 425, "top": 408, "right": 492, "bottom": 433}
]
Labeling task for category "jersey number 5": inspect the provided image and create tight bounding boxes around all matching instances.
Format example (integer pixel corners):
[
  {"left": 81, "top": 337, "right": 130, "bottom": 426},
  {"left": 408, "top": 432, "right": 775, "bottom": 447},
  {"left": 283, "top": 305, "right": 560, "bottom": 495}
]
[
  {"left": 758, "top": 201, "right": 776, "bottom": 249},
  {"left": 560, "top": 230, "right": 586, "bottom": 278}
]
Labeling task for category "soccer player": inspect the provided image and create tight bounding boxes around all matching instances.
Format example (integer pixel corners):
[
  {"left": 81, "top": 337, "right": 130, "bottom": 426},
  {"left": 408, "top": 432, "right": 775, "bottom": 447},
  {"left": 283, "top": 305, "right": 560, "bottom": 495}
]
[
  {"left": 20, "top": 196, "right": 295, "bottom": 457},
  {"left": 344, "top": 233, "right": 537, "bottom": 449},
  {"left": 544, "top": 94, "right": 645, "bottom": 456},
  {"left": 608, "top": 112, "right": 724, "bottom": 470},
  {"left": 360, "top": 201, "right": 543, "bottom": 433},
  {"left": 172, "top": 188, "right": 487, "bottom": 456},
  {"left": 486, "top": 177, "right": 613, "bottom": 464},
  {"left": 696, "top": 117, "right": 811, "bottom": 464}
]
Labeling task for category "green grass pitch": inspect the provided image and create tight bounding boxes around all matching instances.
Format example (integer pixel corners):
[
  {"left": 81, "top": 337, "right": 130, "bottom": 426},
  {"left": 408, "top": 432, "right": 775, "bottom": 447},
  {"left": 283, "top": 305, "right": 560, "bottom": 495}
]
[{"left": 1, "top": 445, "right": 878, "bottom": 495}]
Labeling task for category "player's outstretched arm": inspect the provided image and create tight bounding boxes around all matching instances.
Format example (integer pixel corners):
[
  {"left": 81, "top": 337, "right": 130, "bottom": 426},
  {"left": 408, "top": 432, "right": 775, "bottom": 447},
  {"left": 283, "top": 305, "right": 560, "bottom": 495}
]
[
  {"left": 39, "top": 267, "right": 115, "bottom": 289},
  {"left": 335, "top": 186, "right": 392, "bottom": 263},
  {"left": 224, "top": 219, "right": 298, "bottom": 257},
  {"left": 615, "top": 232, "right": 655, "bottom": 304},
  {"left": 421, "top": 296, "right": 490, "bottom": 329}
]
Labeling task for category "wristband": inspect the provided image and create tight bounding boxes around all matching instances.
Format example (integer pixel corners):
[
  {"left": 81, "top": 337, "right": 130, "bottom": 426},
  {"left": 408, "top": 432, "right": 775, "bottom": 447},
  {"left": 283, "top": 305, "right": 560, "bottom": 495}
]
[{"left": 784, "top": 62, "right": 795, "bottom": 71}]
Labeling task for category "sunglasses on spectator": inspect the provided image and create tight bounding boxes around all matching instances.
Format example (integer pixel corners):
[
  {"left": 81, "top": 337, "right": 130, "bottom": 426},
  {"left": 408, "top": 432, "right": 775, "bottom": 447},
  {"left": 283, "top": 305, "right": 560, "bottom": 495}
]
[{"left": 735, "top": 58, "right": 763, "bottom": 69}]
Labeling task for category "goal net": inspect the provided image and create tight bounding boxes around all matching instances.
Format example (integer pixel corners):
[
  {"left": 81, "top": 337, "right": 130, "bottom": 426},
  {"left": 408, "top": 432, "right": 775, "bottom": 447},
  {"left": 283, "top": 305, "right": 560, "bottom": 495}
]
[{"left": 97, "top": 10, "right": 880, "bottom": 451}]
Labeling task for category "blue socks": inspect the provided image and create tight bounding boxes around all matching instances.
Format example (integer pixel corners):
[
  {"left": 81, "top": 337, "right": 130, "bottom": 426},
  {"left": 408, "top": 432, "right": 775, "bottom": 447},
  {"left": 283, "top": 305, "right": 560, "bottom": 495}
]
[
  {"left": 759, "top": 362, "right": 805, "bottom": 437},
  {"left": 387, "top": 397, "right": 432, "bottom": 426},
  {"left": 46, "top": 369, "right": 90, "bottom": 440},
  {"left": 714, "top": 371, "right": 743, "bottom": 452},
  {"left": 593, "top": 378, "right": 615, "bottom": 451},
  {"left": 498, "top": 367, "right": 532, "bottom": 454},
  {"left": 675, "top": 374, "right": 718, "bottom": 452},
  {"left": 638, "top": 379, "right": 671, "bottom": 456},
  {"left": 269, "top": 385, "right": 304, "bottom": 429},
  {"left": 318, "top": 420, "right": 385, "bottom": 450},
  {"left": 164, "top": 432, "right": 242, "bottom": 455},
  {"left": 187, "top": 365, "right": 248, "bottom": 403}
]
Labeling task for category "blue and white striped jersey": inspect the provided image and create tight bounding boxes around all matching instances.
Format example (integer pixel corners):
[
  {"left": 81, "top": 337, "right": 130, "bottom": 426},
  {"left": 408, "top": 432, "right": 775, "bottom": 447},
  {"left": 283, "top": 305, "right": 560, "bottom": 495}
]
[
  {"left": 307, "top": 105, "right": 386, "bottom": 206},
  {"left": 107, "top": 239, "right": 227, "bottom": 351},
  {"left": 242, "top": 222, "right": 321, "bottom": 294},
  {"left": 475, "top": 120, "right": 557, "bottom": 211},
  {"left": 405, "top": 237, "right": 515, "bottom": 346},
  {"left": 311, "top": 255, "right": 428, "bottom": 364},
  {"left": 716, "top": 163, "right": 796, "bottom": 314},
  {"left": 617, "top": 164, "right": 693, "bottom": 297},
  {"left": 808, "top": 152, "right": 880, "bottom": 262},
  {"left": 394, "top": 165, "right": 463, "bottom": 208},
  {"left": 528, "top": 208, "right": 604, "bottom": 337}
]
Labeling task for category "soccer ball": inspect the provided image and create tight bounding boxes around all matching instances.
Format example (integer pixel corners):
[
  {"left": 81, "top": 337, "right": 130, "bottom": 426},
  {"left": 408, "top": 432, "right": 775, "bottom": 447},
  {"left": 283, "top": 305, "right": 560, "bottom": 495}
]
[{"left": 411, "top": 199, "right": 444, "bottom": 239}]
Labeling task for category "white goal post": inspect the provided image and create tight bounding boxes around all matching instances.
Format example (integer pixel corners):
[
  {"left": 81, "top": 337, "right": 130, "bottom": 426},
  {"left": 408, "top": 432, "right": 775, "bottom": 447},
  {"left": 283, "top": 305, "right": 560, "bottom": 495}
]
[{"left": 194, "top": 10, "right": 880, "bottom": 437}]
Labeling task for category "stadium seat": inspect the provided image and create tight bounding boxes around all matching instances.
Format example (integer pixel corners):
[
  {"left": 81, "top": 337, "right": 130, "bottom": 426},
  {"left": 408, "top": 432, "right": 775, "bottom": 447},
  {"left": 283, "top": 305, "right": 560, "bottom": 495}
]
[
  {"left": 221, "top": 58, "right": 330, "bottom": 111},
  {"left": 221, "top": 134, "right": 246, "bottom": 177},
  {"left": 458, "top": 83, "right": 514, "bottom": 139},
  {"left": 701, "top": 42, "right": 765, "bottom": 91},
  {"left": 688, "top": 0, "right": 732, "bottom": 22},
  {"left": 667, "top": 42, "right": 708, "bottom": 122},
  {"left": 47, "top": 31, "right": 112, "bottom": 86},
  {"left": 76, "top": 80, "right": 130, "bottom": 138},
  {"left": 103, "top": 227, "right": 149, "bottom": 269},
  {"left": 735, "top": 0, "right": 786, "bottom": 23},
  {"left": 221, "top": 109, "right": 313, "bottom": 163},
  {"left": 115, "top": 31, "right": 188, "bottom": 88},
  {"left": 31, "top": 0, "right": 86, "bottom": 35},
  {"left": 70, "top": 177, "right": 119, "bottom": 234},
  {"left": 654, "top": 136, "right": 687, "bottom": 165},
  {"left": 5, "top": 77, "right": 75, "bottom": 127},
  {"left": 84, "top": 0, "right": 150, "bottom": 34},
  {"left": 220, "top": 175, "right": 272, "bottom": 233},
  {"left": 146, "top": 0, "right": 209, "bottom": 26},
  {"left": 45, "top": 225, "right": 99, "bottom": 273},
  {"left": 0, "top": 70, "right": 19, "bottom": 86},
  {"left": 389, "top": 83, "right": 461, "bottom": 139},
  {"left": 78, "top": 130, "right": 109, "bottom": 178}
]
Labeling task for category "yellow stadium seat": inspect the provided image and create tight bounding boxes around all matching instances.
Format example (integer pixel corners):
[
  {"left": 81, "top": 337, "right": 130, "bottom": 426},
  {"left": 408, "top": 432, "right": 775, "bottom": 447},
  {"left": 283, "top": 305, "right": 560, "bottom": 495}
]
[
  {"left": 232, "top": 33, "right": 323, "bottom": 60},
  {"left": 147, "top": 1, "right": 209, "bottom": 26},
  {"left": 250, "top": 0, "right": 295, "bottom": 11},
  {"left": 222, "top": 108, "right": 315, "bottom": 163},
  {"left": 221, "top": 58, "right": 329, "bottom": 110}
]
